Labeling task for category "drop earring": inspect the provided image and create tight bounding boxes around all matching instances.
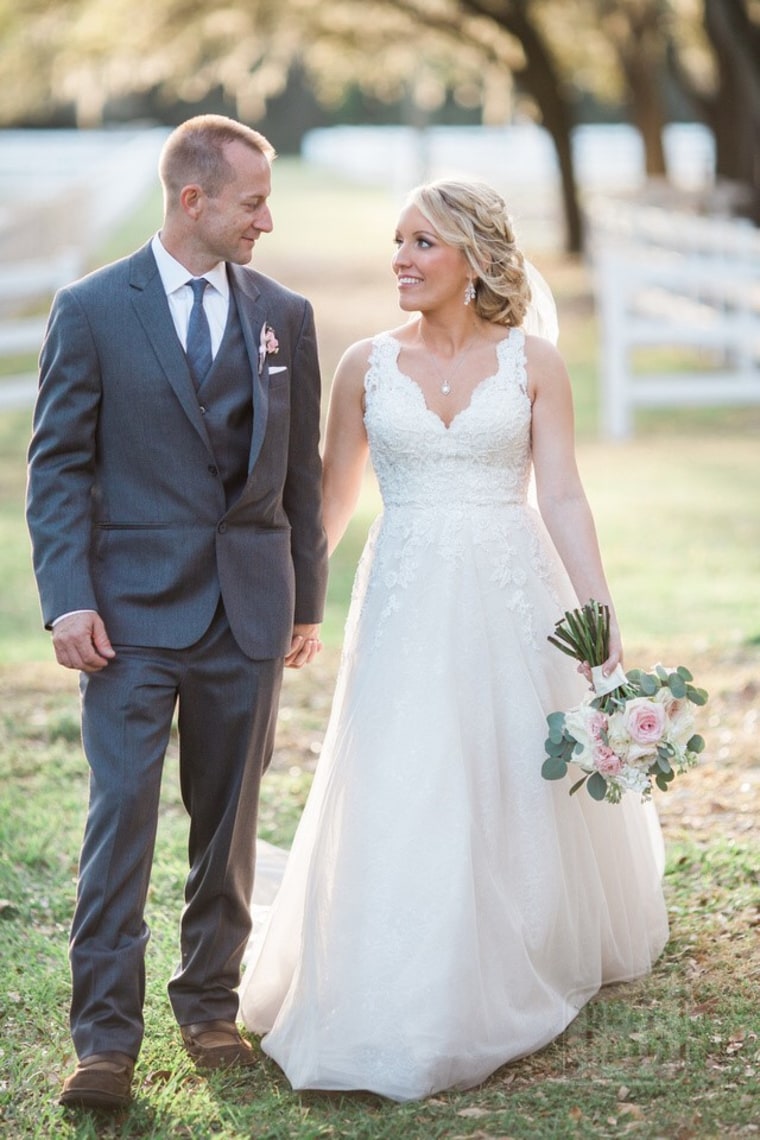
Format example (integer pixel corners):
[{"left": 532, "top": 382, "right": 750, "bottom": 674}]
[{"left": 464, "top": 280, "right": 476, "bottom": 306}]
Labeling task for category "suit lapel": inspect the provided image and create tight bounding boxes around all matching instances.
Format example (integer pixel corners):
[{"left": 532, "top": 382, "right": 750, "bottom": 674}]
[
  {"left": 228, "top": 264, "right": 269, "bottom": 474},
  {"left": 127, "top": 243, "right": 212, "bottom": 453}
]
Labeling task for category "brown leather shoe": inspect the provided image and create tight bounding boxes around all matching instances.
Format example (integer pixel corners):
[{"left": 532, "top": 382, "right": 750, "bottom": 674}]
[
  {"left": 180, "top": 1019, "right": 256, "bottom": 1070},
  {"left": 59, "top": 1051, "right": 134, "bottom": 1110}
]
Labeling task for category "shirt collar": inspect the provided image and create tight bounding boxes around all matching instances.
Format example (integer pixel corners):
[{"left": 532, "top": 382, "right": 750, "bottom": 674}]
[{"left": 151, "top": 233, "right": 229, "bottom": 300}]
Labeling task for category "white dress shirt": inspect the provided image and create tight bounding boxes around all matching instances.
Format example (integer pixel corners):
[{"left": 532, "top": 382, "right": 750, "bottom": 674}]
[{"left": 150, "top": 232, "right": 229, "bottom": 357}]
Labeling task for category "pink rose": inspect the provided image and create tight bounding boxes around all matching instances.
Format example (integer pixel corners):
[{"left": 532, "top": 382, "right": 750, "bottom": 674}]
[
  {"left": 565, "top": 705, "right": 608, "bottom": 752},
  {"left": 623, "top": 698, "right": 667, "bottom": 745},
  {"left": 586, "top": 709, "right": 608, "bottom": 742},
  {"left": 593, "top": 744, "right": 624, "bottom": 776},
  {"left": 264, "top": 325, "right": 279, "bottom": 355},
  {"left": 258, "top": 323, "right": 280, "bottom": 374}
]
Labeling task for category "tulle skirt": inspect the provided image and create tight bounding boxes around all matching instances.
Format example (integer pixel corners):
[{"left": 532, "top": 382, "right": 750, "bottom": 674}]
[{"left": 239, "top": 504, "right": 669, "bottom": 1101}]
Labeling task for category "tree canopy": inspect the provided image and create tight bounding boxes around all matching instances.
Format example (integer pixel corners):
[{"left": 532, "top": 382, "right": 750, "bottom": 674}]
[{"left": 0, "top": 0, "right": 757, "bottom": 247}]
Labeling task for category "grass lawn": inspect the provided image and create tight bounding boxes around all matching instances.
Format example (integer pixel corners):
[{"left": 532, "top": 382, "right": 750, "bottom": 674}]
[{"left": 1, "top": 159, "right": 758, "bottom": 1137}]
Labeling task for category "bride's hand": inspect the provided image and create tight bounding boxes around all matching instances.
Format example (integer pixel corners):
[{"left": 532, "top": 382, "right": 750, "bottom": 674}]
[
  {"left": 578, "top": 619, "right": 623, "bottom": 686},
  {"left": 285, "top": 624, "right": 322, "bottom": 669}
]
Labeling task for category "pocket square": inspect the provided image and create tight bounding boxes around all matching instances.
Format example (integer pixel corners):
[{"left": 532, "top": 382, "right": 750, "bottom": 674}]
[{"left": 268, "top": 366, "right": 288, "bottom": 375}]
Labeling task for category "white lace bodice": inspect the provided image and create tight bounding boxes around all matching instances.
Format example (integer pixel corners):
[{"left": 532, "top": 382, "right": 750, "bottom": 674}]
[
  {"left": 354, "top": 328, "right": 559, "bottom": 653},
  {"left": 364, "top": 330, "right": 532, "bottom": 511}
]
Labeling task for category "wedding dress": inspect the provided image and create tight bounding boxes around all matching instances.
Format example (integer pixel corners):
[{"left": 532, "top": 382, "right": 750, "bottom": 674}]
[{"left": 239, "top": 329, "right": 669, "bottom": 1101}]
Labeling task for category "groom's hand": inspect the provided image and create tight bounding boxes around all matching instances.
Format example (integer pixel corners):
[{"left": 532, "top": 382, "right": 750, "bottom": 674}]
[
  {"left": 52, "top": 612, "right": 116, "bottom": 672},
  {"left": 285, "top": 623, "right": 322, "bottom": 669}
]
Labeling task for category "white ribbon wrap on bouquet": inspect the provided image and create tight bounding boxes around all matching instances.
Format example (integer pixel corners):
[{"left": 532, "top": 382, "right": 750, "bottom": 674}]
[{"left": 591, "top": 663, "right": 628, "bottom": 697}]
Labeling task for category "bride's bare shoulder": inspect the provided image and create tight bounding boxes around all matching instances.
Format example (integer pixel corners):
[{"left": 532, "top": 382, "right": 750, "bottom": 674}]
[
  {"left": 385, "top": 320, "right": 418, "bottom": 344},
  {"left": 337, "top": 323, "right": 413, "bottom": 373}
]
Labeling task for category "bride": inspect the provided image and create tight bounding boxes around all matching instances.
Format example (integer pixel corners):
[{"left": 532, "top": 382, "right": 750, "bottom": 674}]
[{"left": 238, "top": 178, "right": 669, "bottom": 1101}]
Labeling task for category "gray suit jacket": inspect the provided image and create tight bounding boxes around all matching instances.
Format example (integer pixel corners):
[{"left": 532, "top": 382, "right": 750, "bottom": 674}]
[{"left": 26, "top": 241, "right": 328, "bottom": 659}]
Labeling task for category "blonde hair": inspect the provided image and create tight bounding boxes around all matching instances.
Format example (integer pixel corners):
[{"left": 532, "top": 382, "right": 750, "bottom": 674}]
[
  {"left": 407, "top": 179, "right": 531, "bottom": 327},
  {"left": 159, "top": 114, "right": 276, "bottom": 203}
]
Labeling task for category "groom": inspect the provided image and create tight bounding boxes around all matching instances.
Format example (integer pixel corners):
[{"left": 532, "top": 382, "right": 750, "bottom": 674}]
[{"left": 26, "top": 115, "right": 328, "bottom": 1110}]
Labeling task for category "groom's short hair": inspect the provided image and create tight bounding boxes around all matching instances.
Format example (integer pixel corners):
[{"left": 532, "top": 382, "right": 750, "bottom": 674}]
[{"left": 159, "top": 114, "right": 276, "bottom": 201}]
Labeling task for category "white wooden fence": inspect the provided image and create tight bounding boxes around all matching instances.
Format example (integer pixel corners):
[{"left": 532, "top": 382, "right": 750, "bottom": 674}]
[
  {"left": 0, "top": 128, "right": 168, "bottom": 409},
  {"left": 588, "top": 201, "right": 760, "bottom": 439},
  {"left": 0, "top": 251, "right": 83, "bottom": 408}
]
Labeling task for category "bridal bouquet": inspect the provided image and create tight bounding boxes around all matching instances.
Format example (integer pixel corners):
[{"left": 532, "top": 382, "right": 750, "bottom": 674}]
[{"left": 541, "top": 600, "right": 708, "bottom": 803}]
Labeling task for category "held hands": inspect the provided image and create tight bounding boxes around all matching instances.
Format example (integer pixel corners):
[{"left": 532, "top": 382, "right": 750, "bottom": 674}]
[
  {"left": 52, "top": 612, "right": 115, "bottom": 673},
  {"left": 285, "top": 623, "right": 322, "bottom": 669}
]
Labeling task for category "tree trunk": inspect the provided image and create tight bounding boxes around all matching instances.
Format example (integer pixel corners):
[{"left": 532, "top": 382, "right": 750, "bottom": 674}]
[
  {"left": 704, "top": 0, "right": 760, "bottom": 219},
  {"left": 462, "top": 0, "right": 584, "bottom": 253},
  {"left": 536, "top": 82, "right": 584, "bottom": 254},
  {"left": 620, "top": 35, "right": 668, "bottom": 177}
]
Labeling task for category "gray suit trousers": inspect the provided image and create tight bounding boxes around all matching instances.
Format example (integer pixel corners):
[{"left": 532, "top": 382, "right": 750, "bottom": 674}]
[{"left": 70, "top": 604, "right": 282, "bottom": 1059}]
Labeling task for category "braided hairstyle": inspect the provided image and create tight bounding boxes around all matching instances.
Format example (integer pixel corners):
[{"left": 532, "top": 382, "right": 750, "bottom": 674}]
[{"left": 407, "top": 180, "right": 531, "bottom": 328}]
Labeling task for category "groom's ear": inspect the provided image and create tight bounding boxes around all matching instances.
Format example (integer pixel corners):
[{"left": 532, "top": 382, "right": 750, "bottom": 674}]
[{"left": 180, "top": 184, "right": 205, "bottom": 219}]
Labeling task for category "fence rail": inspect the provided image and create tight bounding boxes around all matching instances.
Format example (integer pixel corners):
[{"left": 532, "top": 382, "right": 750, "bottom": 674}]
[{"left": 588, "top": 200, "right": 760, "bottom": 438}]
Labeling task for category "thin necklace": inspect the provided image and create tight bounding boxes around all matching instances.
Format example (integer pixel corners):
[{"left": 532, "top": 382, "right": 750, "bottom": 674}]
[{"left": 418, "top": 325, "right": 481, "bottom": 395}]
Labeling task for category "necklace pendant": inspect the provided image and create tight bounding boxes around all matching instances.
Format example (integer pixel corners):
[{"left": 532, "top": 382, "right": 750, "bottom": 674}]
[{"left": 441, "top": 381, "right": 451, "bottom": 395}]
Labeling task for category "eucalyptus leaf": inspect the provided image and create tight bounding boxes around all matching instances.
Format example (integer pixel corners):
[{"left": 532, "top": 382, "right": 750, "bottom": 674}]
[
  {"left": 639, "top": 673, "right": 659, "bottom": 696},
  {"left": 587, "top": 772, "right": 608, "bottom": 801},
  {"left": 668, "top": 673, "right": 687, "bottom": 698},
  {"left": 541, "top": 756, "right": 567, "bottom": 780},
  {"left": 687, "top": 734, "right": 705, "bottom": 753}
]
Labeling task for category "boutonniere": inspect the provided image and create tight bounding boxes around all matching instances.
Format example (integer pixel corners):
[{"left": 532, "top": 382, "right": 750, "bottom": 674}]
[{"left": 258, "top": 322, "right": 280, "bottom": 375}]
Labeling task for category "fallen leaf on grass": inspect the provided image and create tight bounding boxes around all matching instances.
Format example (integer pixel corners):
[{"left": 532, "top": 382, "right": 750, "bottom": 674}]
[
  {"left": 618, "top": 1103, "right": 646, "bottom": 1120},
  {"left": 447, "top": 1133, "right": 516, "bottom": 1140},
  {"left": 726, "top": 1033, "right": 746, "bottom": 1055},
  {"left": 142, "top": 1068, "right": 173, "bottom": 1087}
]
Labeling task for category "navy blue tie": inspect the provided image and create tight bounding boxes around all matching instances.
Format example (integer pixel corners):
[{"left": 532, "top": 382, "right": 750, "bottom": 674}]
[{"left": 186, "top": 278, "right": 212, "bottom": 388}]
